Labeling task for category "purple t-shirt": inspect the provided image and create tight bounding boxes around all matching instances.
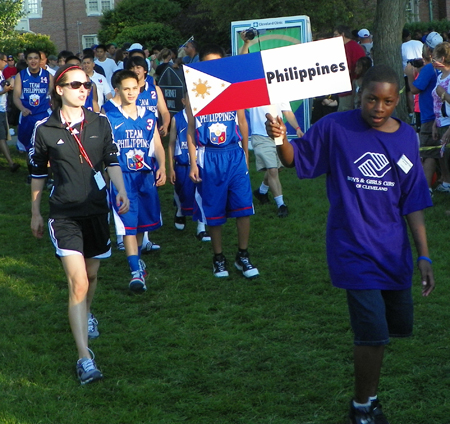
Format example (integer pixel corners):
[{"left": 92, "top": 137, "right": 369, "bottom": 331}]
[{"left": 292, "top": 109, "right": 432, "bottom": 290}]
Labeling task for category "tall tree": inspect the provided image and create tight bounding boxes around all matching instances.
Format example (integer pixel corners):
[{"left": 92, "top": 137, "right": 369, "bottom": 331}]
[
  {"left": 0, "top": 0, "right": 24, "bottom": 37},
  {"left": 373, "top": 0, "right": 409, "bottom": 121}
]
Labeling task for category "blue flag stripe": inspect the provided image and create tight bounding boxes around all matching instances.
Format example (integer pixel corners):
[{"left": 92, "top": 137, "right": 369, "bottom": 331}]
[{"left": 187, "top": 52, "right": 265, "bottom": 84}]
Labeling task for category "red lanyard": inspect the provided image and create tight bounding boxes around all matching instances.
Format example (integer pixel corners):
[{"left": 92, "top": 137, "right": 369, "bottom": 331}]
[{"left": 63, "top": 112, "right": 95, "bottom": 170}]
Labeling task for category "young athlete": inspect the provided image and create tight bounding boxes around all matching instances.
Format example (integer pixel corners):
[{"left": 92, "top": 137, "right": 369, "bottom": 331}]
[
  {"left": 30, "top": 64, "right": 129, "bottom": 385},
  {"left": 106, "top": 70, "right": 166, "bottom": 293},
  {"left": 266, "top": 64, "right": 435, "bottom": 424},
  {"left": 168, "top": 96, "right": 209, "bottom": 240},
  {"left": 14, "top": 49, "right": 53, "bottom": 179},
  {"left": 187, "top": 44, "right": 259, "bottom": 279}
]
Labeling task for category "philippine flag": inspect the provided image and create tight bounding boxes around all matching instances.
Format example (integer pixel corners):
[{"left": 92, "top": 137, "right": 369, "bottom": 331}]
[
  {"left": 184, "top": 52, "right": 270, "bottom": 116},
  {"left": 184, "top": 38, "right": 350, "bottom": 117}
]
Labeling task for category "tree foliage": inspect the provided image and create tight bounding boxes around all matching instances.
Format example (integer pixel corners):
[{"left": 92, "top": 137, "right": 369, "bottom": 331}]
[
  {"left": 113, "top": 23, "right": 183, "bottom": 50},
  {"left": 0, "top": 32, "right": 57, "bottom": 56},
  {"left": 0, "top": 0, "right": 24, "bottom": 37},
  {"left": 98, "top": 0, "right": 182, "bottom": 45}
]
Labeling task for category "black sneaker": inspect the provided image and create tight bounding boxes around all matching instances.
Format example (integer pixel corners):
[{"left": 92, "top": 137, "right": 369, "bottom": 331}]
[
  {"left": 196, "top": 231, "right": 211, "bottom": 242},
  {"left": 349, "top": 401, "right": 375, "bottom": 424},
  {"left": 174, "top": 214, "right": 186, "bottom": 230},
  {"left": 235, "top": 251, "right": 259, "bottom": 279},
  {"left": 277, "top": 204, "right": 289, "bottom": 218},
  {"left": 213, "top": 254, "right": 229, "bottom": 278},
  {"left": 253, "top": 189, "right": 270, "bottom": 205},
  {"left": 371, "top": 399, "right": 389, "bottom": 424}
]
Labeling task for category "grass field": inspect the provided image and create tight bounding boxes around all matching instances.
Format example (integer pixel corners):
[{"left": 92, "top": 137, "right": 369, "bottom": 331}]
[{"left": 0, "top": 144, "right": 450, "bottom": 424}]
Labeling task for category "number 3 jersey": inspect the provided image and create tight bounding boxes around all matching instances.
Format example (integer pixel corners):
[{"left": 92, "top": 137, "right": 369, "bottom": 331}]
[{"left": 106, "top": 105, "right": 157, "bottom": 173}]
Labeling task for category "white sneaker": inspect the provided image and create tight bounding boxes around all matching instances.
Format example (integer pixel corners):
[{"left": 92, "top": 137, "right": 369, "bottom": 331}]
[
  {"left": 141, "top": 240, "right": 161, "bottom": 254},
  {"left": 436, "top": 183, "right": 450, "bottom": 192},
  {"left": 129, "top": 271, "right": 146, "bottom": 293}
]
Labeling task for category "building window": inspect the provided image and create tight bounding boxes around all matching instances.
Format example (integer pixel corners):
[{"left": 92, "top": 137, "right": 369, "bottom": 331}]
[
  {"left": 86, "top": 0, "right": 113, "bottom": 16},
  {"left": 23, "top": 0, "right": 42, "bottom": 18},
  {"left": 82, "top": 34, "right": 99, "bottom": 49}
]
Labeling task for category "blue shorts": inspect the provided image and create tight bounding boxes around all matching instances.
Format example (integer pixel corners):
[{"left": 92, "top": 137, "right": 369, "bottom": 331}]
[
  {"left": 346, "top": 288, "right": 413, "bottom": 346},
  {"left": 18, "top": 111, "right": 50, "bottom": 152},
  {"left": 111, "top": 171, "right": 162, "bottom": 235},
  {"left": 174, "top": 164, "right": 195, "bottom": 216},
  {"left": 194, "top": 144, "right": 254, "bottom": 226}
]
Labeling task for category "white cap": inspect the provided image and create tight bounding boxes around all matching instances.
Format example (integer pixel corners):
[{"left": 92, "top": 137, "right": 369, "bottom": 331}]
[
  {"left": 426, "top": 32, "right": 443, "bottom": 49},
  {"left": 127, "top": 43, "right": 143, "bottom": 51},
  {"left": 358, "top": 29, "right": 371, "bottom": 38}
]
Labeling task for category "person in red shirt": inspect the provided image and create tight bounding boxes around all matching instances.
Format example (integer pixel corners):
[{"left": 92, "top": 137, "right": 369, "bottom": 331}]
[
  {"left": 3, "top": 55, "right": 17, "bottom": 80},
  {"left": 334, "top": 25, "right": 366, "bottom": 111}
]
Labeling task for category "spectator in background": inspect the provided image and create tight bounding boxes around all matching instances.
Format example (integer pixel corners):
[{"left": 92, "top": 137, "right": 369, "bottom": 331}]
[
  {"left": 333, "top": 25, "right": 366, "bottom": 112},
  {"left": 82, "top": 48, "right": 106, "bottom": 77},
  {"left": 402, "top": 28, "right": 423, "bottom": 114},
  {"left": 3, "top": 55, "right": 17, "bottom": 80},
  {"left": 106, "top": 43, "right": 117, "bottom": 60},
  {"left": 95, "top": 44, "right": 118, "bottom": 84},
  {"left": 57, "top": 50, "right": 74, "bottom": 66},
  {"left": 183, "top": 40, "right": 199, "bottom": 64},
  {"left": 48, "top": 55, "right": 59, "bottom": 71},
  {"left": 358, "top": 29, "right": 373, "bottom": 57},
  {"left": 154, "top": 48, "right": 173, "bottom": 82}
]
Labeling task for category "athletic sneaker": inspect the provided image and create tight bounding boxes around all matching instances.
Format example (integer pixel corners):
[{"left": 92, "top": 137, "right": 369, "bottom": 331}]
[
  {"left": 87, "top": 313, "right": 99, "bottom": 339},
  {"left": 235, "top": 251, "right": 259, "bottom": 279},
  {"left": 371, "top": 399, "right": 389, "bottom": 424},
  {"left": 174, "top": 214, "right": 186, "bottom": 230},
  {"left": 213, "top": 255, "right": 229, "bottom": 278},
  {"left": 129, "top": 271, "right": 147, "bottom": 293},
  {"left": 253, "top": 189, "right": 270, "bottom": 205},
  {"left": 349, "top": 401, "right": 375, "bottom": 424},
  {"left": 10, "top": 163, "right": 20, "bottom": 173},
  {"left": 141, "top": 240, "right": 161, "bottom": 254},
  {"left": 435, "top": 183, "right": 450, "bottom": 192},
  {"left": 277, "top": 204, "right": 289, "bottom": 218},
  {"left": 139, "top": 258, "right": 148, "bottom": 278},
  {"left": 196, "top": 231, "right": 211, "bottom": 242},
  {"left": 76, "top": 351, "right": 103, "bottom": 385},
  {"left": 116, "top": 241, "right": 125, "bottom": 251}
]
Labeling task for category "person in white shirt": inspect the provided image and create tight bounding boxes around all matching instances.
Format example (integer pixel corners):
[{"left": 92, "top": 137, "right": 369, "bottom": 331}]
[
  {"left": 95, "top": 44, "right": 118, "bottom": 86},
  {"left": 82, "top": 54, "right": 112, "bottom": 108}
]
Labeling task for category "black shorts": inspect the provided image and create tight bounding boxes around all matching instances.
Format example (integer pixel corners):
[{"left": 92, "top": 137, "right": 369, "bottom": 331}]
[{"left": 48, "top": 214, "right": 111, "bottom": 259}]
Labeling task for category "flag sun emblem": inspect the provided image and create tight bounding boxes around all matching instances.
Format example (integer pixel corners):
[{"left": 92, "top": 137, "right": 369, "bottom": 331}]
[{"left": 192, "top": 79, "right": 211, "bottom": 99}]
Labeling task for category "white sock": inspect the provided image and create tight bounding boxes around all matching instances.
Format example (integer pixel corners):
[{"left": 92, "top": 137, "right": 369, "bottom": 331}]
[
  {"left": 176, "top": 209, "right": 183, "bottom": 217},
  {"left": 274, "top": 195, "right": 284, "bottom": 207},
  {"left": 369, "top": 395, "right": 377, "bottom": 402},
  {"left": 353, "top": 399, "right": 371, "bottom": 410},
  {"left": 142, "top": 232, "right": 149, "bottom": 246},
  {"left": 259, "top": 182, "right": 269, "bottom": 194},
  {"left": 197, "top": 221, "right": 206, "bottom": 234}
]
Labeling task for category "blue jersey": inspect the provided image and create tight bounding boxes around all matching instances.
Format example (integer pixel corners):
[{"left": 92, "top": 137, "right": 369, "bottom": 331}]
[
  {"left": 137, "top": 76, "right": 158, "bottom": 115},
  {"left": 174, "top": 109, "right": 189, "bottom": 166},
  {"left": 195, "top": 111, "right": 242, "bottom": 148},
  {"left": 19, "top": 68, "right": 51, "bottom": 115},
  {"left": 85, "top": 85, "right": 94, "bottom": 111},
  {"left": 103, "top": 99, "right": 119, "bottom": 114},
  {"left": 106, "top": 105, "right": 157, "bottom": 173}
]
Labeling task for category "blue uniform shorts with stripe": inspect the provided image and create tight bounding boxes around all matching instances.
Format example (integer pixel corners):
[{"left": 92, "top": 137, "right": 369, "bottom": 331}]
[
  {"left": 174, "top": 164, "right": 195, "bottom": 216},
  {"left": 18, "top": 111, "right": 49, "bottom": 152},
  {"left": 111, "top": 171, "right": 162, "bottom": 235},
  {"left": 194, "top": 144, "right": 254, "bottom": 226},
  {"left": 346, "top": 288, "right": 413, "bottom": 346}
]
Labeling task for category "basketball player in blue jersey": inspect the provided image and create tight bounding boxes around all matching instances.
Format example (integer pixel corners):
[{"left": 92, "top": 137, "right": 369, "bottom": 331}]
[
  {"left": 168, "top": 96, "right": 209, "bottom": 240},
  {"left": 14, "top": 48, "right": 53, "bottom": 178},
  {"left": 106, "top": 70, "right": 166, "bottom": 293},
  {"left": 126, "top": 55, "right": 170, "bottom": 137},
  {"left": 187, "top": 44, "right": 259, "bottom": 279}
]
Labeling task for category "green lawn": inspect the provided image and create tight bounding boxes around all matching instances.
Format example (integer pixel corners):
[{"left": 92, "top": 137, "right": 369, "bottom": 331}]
[{"left": 0, "top": 146, "right": 449, "bottom": 424}]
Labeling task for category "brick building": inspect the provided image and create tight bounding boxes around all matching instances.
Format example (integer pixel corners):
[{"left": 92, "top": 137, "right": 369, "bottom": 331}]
[
  {"left": 407, "top": 0, "right": 450, "bottom": 21},
  {"left": 15, "top": 0, "right": 119, "bottom": 54}
]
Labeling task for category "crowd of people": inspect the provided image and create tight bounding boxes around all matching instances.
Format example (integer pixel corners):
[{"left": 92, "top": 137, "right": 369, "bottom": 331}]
[{"left": 0, "top": 26, "right": 445, "bottom": 424}]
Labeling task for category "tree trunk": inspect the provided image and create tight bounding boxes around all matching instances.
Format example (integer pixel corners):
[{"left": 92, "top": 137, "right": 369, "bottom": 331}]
[{"left": 373, "top": 0, "right": 409, "bottom": 122}]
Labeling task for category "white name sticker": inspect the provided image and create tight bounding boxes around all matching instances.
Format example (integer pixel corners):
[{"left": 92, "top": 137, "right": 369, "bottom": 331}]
[{"left": 397, "top": 154, "right": 413, "bottom": 174}]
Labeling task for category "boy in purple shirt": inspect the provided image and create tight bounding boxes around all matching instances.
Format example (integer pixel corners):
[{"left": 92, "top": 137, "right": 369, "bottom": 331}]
[{"left": 266, "top": 65, "right": 435, "bottom": 424}]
